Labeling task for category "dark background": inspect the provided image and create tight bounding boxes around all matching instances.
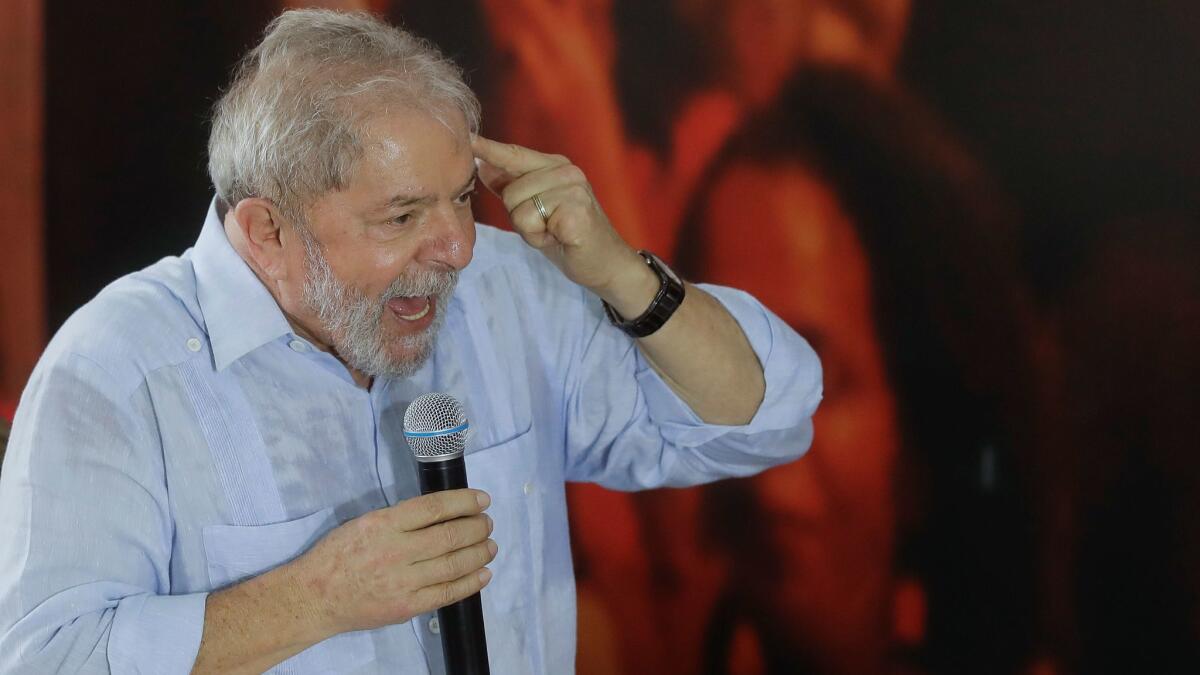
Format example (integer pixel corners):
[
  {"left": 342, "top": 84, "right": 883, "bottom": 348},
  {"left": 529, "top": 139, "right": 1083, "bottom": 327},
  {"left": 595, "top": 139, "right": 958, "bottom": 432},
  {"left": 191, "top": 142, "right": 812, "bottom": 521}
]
[
  {"left": 32, "top": 1, "right": 1200, "bottom": 673},
  {"left": 44, "top": 1, "right": 1200, "bottom": 325}
]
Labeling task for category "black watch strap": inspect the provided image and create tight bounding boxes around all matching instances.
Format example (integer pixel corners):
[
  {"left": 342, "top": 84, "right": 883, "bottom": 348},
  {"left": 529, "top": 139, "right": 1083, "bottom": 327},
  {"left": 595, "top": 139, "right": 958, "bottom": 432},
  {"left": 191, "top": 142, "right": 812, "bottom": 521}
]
[{"left": 602, "top": 251, "right": 686, "bottom": 338}]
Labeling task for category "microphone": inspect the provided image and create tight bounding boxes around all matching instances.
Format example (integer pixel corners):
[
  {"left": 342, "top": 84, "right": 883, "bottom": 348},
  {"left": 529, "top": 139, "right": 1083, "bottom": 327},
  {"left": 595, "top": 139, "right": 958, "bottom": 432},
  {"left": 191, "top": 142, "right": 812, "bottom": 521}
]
[{"left": 403, "top": 393, "right": 491, "bottom": 675}]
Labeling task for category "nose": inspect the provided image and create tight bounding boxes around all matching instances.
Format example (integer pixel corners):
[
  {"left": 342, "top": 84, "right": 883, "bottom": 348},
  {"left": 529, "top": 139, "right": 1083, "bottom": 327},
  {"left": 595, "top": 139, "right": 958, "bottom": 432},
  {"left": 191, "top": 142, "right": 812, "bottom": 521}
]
[{"left": 421, "top": 205, "right": 475, "bottom": 271}]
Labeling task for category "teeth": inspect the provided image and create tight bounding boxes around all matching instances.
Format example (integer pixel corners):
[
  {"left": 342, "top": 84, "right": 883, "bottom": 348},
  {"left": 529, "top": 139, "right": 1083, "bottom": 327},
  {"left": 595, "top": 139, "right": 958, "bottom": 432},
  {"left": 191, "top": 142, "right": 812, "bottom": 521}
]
[{"left": 397, "top": 301, "right": 431, "bottom": 321}]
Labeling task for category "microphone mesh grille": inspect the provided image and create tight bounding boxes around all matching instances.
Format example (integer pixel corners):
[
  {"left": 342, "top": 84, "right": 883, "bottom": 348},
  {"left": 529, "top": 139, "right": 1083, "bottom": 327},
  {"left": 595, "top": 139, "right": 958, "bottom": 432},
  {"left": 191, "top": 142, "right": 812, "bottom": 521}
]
[{"left": 403, "top": 392, "right": 468, "bottom": 458}]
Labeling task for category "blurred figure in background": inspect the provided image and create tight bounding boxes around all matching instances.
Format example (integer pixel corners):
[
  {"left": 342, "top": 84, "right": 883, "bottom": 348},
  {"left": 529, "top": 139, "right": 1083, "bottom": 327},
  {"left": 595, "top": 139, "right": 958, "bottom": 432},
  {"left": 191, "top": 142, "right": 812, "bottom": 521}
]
[
  {"left": 439, "top": 3, "right": 920, "bottom": 672},
  {"left": 289, "top": 1, "right": 1052, "bottom": 671},
  {"left": 472, "top": 0, "right": 912, "bottom": 253},
  {"left": 676, "top": 68, "right": 1042, "bottom": 674}
]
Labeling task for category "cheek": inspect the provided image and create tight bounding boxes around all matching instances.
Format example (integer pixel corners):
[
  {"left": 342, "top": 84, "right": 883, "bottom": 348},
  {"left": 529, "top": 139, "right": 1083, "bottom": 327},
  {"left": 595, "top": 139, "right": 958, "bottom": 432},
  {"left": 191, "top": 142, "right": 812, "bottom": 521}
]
[
  {"left": 369, "top": 247, "right": 408, "bottom": 271},
  {"left": 359, "top": 248, "right": 418, "bottom": 292},
  {"left": 276, "top": 249, "right": 314, "bottom": 310},
  {"left": 284, "top": 247, "right": 309, "bottom": 282}
]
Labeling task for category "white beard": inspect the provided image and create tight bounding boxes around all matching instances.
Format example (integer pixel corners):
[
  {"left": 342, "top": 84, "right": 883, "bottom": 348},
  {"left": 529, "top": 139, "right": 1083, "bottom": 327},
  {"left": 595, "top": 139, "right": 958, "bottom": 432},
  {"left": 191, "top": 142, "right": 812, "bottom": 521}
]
[{"left": 299, "top": 230, "right": 457, "bottom": 379}]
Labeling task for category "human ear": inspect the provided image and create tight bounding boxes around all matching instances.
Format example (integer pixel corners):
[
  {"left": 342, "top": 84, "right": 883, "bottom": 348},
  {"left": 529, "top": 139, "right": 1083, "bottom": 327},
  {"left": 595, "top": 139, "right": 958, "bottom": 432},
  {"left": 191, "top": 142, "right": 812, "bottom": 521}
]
[{"left": 231, "top": 198, "right": 289, "bottom": 280}]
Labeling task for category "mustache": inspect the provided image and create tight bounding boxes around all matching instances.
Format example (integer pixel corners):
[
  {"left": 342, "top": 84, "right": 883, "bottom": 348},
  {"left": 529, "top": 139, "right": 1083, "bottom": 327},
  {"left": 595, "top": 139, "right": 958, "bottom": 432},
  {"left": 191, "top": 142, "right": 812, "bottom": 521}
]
[{"left": 378, "top": 267, "right": 459, "bottom": 303}]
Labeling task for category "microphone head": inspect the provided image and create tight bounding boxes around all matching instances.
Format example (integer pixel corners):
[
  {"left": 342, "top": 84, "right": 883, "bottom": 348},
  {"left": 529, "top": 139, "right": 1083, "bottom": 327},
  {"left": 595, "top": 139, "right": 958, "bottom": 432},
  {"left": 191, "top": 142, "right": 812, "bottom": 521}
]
[{"left": 403, "top": 393, "right": 469, "bottom": 462}]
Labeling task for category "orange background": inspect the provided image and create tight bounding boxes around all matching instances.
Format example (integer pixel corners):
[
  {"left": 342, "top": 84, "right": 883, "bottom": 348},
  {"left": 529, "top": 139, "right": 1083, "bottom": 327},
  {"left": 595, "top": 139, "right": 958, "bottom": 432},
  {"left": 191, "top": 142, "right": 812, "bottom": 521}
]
[{"left": 3, "top": 2, "right": 1199, "bottom": 674}]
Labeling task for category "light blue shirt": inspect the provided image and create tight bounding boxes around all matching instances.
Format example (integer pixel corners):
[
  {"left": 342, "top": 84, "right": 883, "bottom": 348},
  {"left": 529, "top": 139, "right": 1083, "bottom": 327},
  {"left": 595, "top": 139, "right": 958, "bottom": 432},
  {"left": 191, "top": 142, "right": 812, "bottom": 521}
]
[{"left": 0, "top": 201, "right": 821, "bottom": 674}]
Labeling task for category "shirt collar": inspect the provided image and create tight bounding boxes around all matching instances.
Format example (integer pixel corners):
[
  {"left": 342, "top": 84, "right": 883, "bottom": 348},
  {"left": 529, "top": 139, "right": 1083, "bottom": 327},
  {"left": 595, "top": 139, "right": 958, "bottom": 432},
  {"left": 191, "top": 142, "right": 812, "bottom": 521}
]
[{"left": 192, "top": 198, "right": 294, "bottom": 370}]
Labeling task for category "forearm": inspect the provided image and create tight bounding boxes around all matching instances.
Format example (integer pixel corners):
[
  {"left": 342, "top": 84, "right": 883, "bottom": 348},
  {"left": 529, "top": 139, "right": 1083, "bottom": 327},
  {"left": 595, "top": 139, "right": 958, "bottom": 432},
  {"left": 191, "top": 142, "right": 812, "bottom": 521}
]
[
  {"left": 598, "top": 255, "right": 766, "bottom": 425},
  {"left": 191, "top": 561, "right": 329, "bottom": 674},
  {"left": 469, "top": 136, "right": 766, "bottom": 425}
]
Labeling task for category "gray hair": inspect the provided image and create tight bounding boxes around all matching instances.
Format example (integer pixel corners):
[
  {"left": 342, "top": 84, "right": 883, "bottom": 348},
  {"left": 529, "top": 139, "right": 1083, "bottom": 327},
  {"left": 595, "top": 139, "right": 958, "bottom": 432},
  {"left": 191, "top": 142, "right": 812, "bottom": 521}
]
[{"left": 208, "top": 9, "right": 480, "bottom": 222}]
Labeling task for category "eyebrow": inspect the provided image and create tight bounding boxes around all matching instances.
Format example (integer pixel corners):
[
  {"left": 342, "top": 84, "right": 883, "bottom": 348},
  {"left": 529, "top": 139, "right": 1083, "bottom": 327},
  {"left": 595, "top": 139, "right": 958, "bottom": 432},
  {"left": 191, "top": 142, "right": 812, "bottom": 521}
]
[{"left": 382, "top": 167, "right": 478, "bottom": 210}]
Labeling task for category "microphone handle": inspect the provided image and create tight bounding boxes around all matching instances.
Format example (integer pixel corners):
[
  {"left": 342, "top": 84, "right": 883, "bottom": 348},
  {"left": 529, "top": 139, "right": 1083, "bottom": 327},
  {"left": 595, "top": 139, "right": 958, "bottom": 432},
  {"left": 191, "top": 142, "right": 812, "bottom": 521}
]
[{"left": 418, "top": 456, "right": 491, "bottom": 675}]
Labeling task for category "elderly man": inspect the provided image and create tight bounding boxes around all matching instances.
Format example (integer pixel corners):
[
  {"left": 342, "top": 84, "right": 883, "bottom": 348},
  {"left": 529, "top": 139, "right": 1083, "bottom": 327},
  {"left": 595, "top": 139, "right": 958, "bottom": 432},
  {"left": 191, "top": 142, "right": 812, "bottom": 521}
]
[{"left": 0, "top": 9, "right": 820, "bottom": 674}]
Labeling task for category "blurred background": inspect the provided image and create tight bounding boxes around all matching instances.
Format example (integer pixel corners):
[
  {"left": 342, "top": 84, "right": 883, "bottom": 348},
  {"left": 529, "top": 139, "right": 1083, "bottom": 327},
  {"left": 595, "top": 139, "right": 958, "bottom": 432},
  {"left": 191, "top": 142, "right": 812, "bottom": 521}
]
[{"left": 2, "top": 1, "right": 1198, "bottom": 673}]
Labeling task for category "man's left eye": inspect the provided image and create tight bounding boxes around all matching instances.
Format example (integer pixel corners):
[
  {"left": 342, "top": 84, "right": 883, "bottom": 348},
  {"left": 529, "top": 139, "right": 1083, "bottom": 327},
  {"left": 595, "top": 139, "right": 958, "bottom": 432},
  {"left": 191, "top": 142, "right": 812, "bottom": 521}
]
[{"left": 454, "top": 188, "right": 478, "bottom": 205}]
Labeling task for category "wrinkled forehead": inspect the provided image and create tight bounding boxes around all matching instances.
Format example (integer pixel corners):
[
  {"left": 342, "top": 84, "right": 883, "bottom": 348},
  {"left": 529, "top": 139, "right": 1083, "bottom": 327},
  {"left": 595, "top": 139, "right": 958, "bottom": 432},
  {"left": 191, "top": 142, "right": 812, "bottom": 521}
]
[
  {"left": 324, "top": 104, "right": 473, "bottom": 208},
  {"left": 358, "top": 101, "right": 472, "bottom": 161}
]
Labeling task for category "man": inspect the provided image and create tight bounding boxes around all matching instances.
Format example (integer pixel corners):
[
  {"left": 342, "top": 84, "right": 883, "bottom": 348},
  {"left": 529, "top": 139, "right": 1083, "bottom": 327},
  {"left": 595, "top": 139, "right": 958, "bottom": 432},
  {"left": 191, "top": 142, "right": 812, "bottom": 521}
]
[{"left": 0, "top": 9, "right": 820, "bottom": 674}]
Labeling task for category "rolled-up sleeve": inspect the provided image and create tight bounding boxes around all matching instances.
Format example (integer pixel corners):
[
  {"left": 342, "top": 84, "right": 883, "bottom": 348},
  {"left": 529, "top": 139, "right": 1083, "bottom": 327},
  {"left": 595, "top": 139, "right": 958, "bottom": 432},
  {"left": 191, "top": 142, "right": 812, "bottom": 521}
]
[
  {"left": 0, "top": 352, "right": 207, "bottom": 674},
  {"left": 563, "top": 282, "right": 822, "bottom": 489}
]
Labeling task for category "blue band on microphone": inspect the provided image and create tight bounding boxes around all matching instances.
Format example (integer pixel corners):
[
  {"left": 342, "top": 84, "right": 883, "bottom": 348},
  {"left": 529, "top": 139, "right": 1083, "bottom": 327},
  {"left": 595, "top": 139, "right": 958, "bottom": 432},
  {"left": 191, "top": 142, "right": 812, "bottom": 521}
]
[{"left": 403, "top": 422, "right": 469, "bottom": 438}]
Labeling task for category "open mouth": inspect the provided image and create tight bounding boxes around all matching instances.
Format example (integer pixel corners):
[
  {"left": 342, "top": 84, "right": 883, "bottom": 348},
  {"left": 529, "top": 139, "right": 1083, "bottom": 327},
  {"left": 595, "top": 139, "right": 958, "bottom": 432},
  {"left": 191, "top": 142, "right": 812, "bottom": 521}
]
[{"left": 386, "top": 295, "right": 433, "bottom": 322}]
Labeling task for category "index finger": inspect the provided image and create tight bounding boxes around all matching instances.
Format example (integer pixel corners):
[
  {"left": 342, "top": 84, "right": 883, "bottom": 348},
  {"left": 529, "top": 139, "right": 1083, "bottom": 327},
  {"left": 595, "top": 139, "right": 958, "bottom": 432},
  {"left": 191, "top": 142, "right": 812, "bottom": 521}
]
[
  {"left": 390, "top": 489, "right": 491, "bottom": 532},
  {"left": 471, "top": 135, "right": 565, "bottom": 178}
]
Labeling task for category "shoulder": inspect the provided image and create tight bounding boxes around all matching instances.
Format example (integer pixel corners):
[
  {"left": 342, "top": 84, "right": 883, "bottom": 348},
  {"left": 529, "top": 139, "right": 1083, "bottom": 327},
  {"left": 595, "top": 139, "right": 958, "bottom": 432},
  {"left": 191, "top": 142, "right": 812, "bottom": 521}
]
[{"left": 37, "top": 254, "right": 205, "bottom": 395}]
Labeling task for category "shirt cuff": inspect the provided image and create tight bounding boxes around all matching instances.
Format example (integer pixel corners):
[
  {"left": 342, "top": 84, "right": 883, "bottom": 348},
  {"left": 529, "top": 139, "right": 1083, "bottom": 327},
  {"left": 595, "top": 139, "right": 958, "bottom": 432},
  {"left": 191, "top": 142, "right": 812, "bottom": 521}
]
[
  {"left": 635, "top": 283, "right": 822, "bottom": 448},
  {"left": 109, "top": 591, "right": 209, "bottom": 674}
]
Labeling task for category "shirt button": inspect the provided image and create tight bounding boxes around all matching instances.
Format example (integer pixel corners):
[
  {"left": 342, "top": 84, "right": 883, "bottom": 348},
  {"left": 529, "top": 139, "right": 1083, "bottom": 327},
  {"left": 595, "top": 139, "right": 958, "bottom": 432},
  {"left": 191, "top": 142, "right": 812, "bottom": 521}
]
[
  {"left": 523, "top": 481, "right": 534, "bottom": 495},
  {"left": 288, "top": 339, "right": 308, "bottom": 353},
  {"left": 186, "top": 338, "right": 202, "bottom": 353},
  {"left": 428, "top": 617, "right": 440, "bottom": 634}
]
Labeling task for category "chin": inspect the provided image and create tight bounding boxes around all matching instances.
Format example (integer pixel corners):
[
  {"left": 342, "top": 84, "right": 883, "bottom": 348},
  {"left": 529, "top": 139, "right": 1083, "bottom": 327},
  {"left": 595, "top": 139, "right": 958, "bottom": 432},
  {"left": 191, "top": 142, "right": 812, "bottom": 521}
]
[{"left": 375, "top": 333, "right": 437, "bottom": 378}]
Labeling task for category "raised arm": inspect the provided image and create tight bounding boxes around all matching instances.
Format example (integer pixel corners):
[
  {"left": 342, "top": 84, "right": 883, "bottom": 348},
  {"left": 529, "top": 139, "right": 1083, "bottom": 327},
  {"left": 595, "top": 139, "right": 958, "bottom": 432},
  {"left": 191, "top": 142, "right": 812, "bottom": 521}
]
[{"left": 472, "top": 135, "right": 765, "bottom": 425}]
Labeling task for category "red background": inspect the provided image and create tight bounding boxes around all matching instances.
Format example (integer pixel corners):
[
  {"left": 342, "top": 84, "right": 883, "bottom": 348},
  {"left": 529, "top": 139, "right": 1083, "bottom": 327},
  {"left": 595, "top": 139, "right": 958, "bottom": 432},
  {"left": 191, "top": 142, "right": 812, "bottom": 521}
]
[{"left": 2, "top": 1, "right": 1198, "bottom": 673}]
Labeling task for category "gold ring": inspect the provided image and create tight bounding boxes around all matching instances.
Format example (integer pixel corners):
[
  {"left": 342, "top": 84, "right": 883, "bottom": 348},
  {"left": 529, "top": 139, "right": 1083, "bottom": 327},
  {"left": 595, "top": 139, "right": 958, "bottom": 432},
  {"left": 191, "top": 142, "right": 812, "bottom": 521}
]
[{"left": 531, "top": 192, "right": 551, "bottom": 223}]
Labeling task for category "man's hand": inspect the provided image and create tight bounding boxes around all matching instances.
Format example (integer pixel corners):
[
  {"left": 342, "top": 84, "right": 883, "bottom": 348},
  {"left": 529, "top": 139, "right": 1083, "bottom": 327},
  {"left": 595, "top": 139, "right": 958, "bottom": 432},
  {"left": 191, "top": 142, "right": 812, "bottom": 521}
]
[
  {"left": 296, "top": 489, "right": 497, "bottom": 636},
  {"left": 192, "top": 489, "right": 497, "bottom": 674},
  {"left": 472, "top": 135, "right": 767, "bottom": 426},
  {"left": 472, "top": 135, "right": 658, "bottom": 318}
]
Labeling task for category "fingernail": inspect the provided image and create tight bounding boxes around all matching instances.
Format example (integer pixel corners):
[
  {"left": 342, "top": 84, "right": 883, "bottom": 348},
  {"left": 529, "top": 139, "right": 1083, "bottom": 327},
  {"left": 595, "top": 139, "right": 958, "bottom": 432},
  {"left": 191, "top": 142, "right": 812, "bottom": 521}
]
[
  {"left": 476, "top": 491, "right": 491, "bottom": 508},
  {"left": 485, "top": 514, "right": 494, "bottom": 532},
  {"left": 478, "top": 568, "right": 492, "bottom": 584},
  {"left": 487, "top": 539, "right": 498, "bottom": 556}
]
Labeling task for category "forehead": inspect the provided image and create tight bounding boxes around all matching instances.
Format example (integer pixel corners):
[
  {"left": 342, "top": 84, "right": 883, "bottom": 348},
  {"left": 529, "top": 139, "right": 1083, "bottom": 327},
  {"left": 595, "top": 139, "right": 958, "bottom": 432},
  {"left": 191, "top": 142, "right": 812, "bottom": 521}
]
[{"left": 353, "top": 106, "right": 473, "bottom": 187}]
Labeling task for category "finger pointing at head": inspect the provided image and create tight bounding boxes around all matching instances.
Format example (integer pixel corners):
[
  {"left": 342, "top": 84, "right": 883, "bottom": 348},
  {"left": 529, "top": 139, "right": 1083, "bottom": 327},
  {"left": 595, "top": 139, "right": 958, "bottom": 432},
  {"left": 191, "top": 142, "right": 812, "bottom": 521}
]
[{"left": 472, "top": 135, "right": 568, "bottom": 195}]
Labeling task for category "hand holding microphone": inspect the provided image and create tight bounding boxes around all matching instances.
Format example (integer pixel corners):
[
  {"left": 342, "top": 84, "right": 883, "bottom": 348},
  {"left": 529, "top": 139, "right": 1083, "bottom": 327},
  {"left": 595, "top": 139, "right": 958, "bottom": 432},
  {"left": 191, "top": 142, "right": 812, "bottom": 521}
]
[
  {"left": 404, "top": 393, "right": 493, "bottom": 675},
  {"left": 283, "top": 400, "right": 495, "bottom": 649}
]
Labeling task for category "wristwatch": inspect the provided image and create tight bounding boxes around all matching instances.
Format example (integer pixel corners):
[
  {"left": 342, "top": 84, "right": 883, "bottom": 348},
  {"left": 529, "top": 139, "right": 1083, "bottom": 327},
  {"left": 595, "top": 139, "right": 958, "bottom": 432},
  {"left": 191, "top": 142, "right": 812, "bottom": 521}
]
[{"left": 602, "top": 250, "right": 686, "bottom": 338}]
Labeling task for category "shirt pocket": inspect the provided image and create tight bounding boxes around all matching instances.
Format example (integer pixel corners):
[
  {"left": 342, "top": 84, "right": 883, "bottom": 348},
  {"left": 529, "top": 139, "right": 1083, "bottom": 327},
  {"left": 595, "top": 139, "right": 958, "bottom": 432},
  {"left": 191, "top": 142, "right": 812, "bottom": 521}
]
[
  {"left": 466, "top": 426, "right": 543, "bottom": 672},
  {"left": 202, "top": 507, "right": 377, "bottom": 673},
  {"left": 466, "top": 427, "right": 537, "bottom": 611}
]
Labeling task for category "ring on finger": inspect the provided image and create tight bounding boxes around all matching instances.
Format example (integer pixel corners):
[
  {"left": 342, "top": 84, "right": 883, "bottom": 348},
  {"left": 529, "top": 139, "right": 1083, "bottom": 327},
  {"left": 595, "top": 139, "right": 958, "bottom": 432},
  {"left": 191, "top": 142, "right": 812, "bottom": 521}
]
[{"left": 531, "top": 192, "right": 551, "bottom": 224}]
